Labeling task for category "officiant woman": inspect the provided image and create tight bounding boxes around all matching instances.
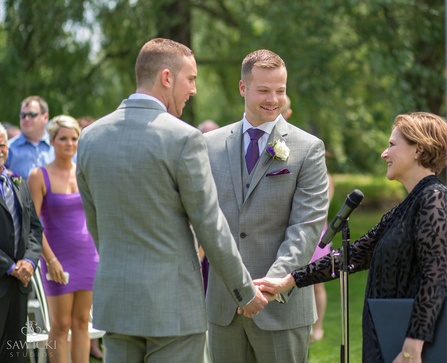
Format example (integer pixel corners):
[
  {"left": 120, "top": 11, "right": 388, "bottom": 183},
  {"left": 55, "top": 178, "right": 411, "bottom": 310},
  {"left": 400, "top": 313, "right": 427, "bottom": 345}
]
[{"left": 253, "top": 112, "right": 447, "bottom": 363}]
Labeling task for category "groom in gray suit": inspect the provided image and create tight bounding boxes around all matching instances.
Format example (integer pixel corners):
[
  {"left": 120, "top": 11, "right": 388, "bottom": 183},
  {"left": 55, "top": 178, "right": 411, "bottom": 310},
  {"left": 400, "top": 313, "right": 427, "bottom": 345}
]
[
  {"left": 204, "top": 49, "right": 329, "bottom": 363},
  {"left": 76, "top": 38, "right": 267, "bottom": 363}
]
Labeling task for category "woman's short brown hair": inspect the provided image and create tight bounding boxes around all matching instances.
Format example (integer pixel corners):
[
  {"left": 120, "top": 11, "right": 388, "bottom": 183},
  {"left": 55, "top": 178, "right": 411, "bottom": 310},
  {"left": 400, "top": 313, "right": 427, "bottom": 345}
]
[{"left": 393, "top": 112, "right": 447, "bottom": 174}]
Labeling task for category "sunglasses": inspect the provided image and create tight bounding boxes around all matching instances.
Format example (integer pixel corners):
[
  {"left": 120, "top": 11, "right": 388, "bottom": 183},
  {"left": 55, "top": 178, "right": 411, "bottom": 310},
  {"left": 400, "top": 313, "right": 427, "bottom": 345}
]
[{"left": 20, "top": 112, "right": 41, "bottom": 119}]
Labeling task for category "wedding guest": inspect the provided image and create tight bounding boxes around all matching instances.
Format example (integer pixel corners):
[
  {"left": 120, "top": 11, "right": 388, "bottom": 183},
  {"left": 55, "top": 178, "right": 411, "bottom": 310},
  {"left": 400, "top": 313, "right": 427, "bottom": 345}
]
[
  {"left": 6, "top": 96, "right": 54, "bottom": 179},
  {"left": 28, "top": 115, "right": 99, "bottom": 362},
  {"left": 254, "top": 112, "right": 447, "bottom": 363},
  {"left": 3, "top": 122, "right": 21, "bottom": 140},
  {"left": 0, "top": 122, "right": 42, "bottom": 362},
  {"left": 77, "top": 116, "right": 95, "bottom": 130}
]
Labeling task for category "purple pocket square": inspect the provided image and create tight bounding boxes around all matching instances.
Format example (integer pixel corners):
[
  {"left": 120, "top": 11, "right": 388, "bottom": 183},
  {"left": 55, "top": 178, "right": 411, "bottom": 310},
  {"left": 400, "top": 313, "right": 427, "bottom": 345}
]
[{"left": 266, "top": 168, "right": 291, "bottom": 176}]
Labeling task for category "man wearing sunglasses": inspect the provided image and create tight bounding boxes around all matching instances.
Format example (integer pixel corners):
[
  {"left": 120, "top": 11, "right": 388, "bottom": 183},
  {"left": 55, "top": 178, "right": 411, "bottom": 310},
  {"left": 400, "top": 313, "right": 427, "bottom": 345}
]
[{"left": 6, "top": 96, "right": 55, "bottom": 179}]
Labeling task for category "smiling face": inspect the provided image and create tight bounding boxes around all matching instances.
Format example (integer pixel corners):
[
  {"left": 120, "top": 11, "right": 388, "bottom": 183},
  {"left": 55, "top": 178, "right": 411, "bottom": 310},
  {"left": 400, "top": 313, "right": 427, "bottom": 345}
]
[
  {"left": 239, "top": 66, "right": 287, "bottom": 127},
  {"left": 381, "top": 128, "right": 419, "bottom": 186},
  {"left": 51, "top": 127, "right": 79, "bottom": 159},
  {"left": 166, "top": 55, "right": 197, "bottom": 118}
]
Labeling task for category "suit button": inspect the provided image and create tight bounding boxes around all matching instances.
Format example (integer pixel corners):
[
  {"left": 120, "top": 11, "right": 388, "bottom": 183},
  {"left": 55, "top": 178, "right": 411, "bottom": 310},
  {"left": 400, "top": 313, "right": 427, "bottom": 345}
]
[
  {"left": 245, "top": 183, "right": 250, "bottom": 188},
  {"left": 240, "top": 233, "right": 246, "bottom": 238}
]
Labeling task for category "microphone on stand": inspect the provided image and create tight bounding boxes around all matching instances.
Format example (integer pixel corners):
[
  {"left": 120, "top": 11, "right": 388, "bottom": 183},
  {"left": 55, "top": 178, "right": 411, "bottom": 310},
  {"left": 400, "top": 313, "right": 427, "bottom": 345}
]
[{"left": 318, "top": 189, "right": 364, "bottom": 248}]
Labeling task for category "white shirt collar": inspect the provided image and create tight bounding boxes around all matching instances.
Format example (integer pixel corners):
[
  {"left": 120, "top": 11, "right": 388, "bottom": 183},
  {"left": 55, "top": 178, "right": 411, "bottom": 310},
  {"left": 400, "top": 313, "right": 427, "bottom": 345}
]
[{"left": 242, "top": 113, "right": 279, "bottom": 135}]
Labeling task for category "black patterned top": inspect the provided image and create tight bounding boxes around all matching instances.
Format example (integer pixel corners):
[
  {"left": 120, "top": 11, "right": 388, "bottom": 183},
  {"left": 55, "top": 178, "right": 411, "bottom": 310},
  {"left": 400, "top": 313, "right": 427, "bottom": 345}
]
[{"left": 292, "top": 175, "right": 447, "bottom": 362}]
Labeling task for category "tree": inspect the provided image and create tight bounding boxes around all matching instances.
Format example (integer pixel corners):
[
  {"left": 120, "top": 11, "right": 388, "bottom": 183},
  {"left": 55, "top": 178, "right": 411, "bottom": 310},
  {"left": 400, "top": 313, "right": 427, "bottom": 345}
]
[{"left": 0, "top": 0, "right": 443, "bottom": 175}]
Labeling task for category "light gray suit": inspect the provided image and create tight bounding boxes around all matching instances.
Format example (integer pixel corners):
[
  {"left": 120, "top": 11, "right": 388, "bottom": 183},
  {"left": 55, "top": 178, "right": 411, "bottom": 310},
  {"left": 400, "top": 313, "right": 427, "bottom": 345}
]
[
  {"left": 205, "top": 117, "right": 329, "bottom": 362},
  {"left": 76, "top": 99, "right": 257, "bottom": 360}
]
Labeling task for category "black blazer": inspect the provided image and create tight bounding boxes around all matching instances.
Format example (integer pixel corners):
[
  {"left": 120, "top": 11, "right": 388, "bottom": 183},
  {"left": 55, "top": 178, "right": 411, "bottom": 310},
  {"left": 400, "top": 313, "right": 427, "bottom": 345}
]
[{"left": 0, "top": 173, "right": 42, "bottom": 297}]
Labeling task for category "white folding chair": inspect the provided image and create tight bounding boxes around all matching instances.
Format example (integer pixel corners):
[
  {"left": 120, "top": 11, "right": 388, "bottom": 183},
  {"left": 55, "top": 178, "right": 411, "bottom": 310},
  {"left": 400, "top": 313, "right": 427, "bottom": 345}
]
[{"left": 27, "top": 262, "right": 50, "bottom": 363}]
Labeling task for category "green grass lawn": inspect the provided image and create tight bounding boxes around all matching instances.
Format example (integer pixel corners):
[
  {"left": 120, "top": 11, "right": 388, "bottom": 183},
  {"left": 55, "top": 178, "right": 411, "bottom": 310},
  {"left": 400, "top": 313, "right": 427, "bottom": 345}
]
[{"left": 308, "top": 208, "right": 383, "bottom": 363}]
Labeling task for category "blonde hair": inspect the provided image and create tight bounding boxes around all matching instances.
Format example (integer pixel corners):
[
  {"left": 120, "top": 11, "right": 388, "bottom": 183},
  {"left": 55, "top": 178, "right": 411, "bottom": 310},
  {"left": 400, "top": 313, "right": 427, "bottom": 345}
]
[
  {"left": 393, "top": 112, "right": 447, "bottom": 174},
  {"left": 47, "top": 115, "right": 81, "bottom": 140}
]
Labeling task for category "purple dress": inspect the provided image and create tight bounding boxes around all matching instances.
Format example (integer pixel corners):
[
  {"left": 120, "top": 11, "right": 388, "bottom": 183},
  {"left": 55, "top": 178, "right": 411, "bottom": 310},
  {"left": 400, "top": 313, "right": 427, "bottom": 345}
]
[
  {"left": 39, "top": 167, "right": 99, "bottom": 296},
  {"left": 310, "top": 221, "right": 331, "bottom": 263}
]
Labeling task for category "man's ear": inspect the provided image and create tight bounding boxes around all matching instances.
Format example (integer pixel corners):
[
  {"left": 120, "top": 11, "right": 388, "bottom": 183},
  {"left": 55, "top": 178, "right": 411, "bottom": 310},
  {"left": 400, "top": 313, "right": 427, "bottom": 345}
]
[
  {"left": 239, "top": 80, "right": 246, "bottom": 97},
  {"left": 160, "top": 69, "right": 172, "bottom": 88}
]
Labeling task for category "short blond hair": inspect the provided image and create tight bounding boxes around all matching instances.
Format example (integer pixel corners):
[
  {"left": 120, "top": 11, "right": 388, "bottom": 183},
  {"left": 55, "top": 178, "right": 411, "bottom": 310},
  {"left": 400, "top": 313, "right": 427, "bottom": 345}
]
[
  {"left": 393, "top": 112, "right": 447, "bottom": 174},
  {"left": 47, "top": 115, "right": 81, "bottom": 140}
]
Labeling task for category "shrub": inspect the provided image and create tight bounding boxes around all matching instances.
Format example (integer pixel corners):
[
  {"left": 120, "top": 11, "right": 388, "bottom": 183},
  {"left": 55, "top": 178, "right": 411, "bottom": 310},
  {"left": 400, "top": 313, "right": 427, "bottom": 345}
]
[{"left": 329, "top": 174, "right": 406, "bottom": 220}]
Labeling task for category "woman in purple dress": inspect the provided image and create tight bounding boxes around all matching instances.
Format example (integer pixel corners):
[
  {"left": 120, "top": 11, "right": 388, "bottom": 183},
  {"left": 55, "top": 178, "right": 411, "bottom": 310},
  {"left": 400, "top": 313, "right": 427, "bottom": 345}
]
[{"left": 28, "top": 115, "right": 99, "bottom": 362}]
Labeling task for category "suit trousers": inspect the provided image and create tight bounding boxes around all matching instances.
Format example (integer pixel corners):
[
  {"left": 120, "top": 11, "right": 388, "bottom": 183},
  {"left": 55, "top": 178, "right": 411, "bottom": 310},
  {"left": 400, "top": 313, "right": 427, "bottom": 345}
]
[
  {"left": 103, "top": 331, "right": 206, "bottom": 363},
  {"left": 0, "top": 281, "right": 28, "bottom": 363},
  {"left": 208, "top": 314, "right": 311, "bottom": 363}
]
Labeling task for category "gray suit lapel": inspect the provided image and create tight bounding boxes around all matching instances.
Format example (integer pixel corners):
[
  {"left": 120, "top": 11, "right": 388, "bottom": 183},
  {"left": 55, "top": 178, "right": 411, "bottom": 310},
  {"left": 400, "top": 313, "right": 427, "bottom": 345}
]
[
  {"left": 245, "top": 118, "right": 289, "bottom": 200},
  {"left": 226, "top": 123, "right": 244, "bottom": 209}
]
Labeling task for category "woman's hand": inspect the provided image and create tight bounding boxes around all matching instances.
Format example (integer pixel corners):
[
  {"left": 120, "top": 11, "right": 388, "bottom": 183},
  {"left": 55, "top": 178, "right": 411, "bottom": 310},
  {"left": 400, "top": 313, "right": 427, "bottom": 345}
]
[
  {"left": 253, "top": 274, "right": 296, "bottom": 295},
  {"left": 392, "top": 337, "right": 424, "bottom": 363},
  {"left": 47, "top": 258, "right": 67, "bottom": 284}
]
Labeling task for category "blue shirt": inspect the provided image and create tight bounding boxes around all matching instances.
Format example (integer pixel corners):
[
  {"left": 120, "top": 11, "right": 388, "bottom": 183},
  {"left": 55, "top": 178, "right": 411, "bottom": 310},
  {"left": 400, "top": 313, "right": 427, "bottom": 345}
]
[{"left": 6, "top": 132, "right": 55, "bottom": 179}]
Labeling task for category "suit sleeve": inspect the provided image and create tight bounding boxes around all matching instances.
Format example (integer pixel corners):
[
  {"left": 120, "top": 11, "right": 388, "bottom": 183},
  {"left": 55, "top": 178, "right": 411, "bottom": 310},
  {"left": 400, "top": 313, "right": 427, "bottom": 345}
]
[
  {"left": 76, "top": 144, "right": 99, "bottom": 248},
  {"left": 267, "top": 138, "right": 329, "bottom": 303},
  {"left": 177, "top": 130, "right": 256, "bottom": 307},
  {"left": 22, "top": 182, "right": 43, "bottom": 265}
]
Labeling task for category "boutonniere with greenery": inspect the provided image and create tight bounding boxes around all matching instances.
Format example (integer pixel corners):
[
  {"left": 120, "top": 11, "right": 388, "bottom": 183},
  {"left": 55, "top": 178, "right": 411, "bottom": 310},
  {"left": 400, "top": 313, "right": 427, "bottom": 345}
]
[
  {"left": 11, "top": 174, "right": 22, "bottom": 186},
  {"left": 266, "top": 140, "right": 290, "bottom": 161}
]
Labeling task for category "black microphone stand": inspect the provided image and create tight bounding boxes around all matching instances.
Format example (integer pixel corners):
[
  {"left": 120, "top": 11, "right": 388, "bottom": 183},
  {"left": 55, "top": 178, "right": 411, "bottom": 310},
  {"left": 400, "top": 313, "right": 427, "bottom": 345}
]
[{"left": 331, "top": 219, "right": 351, "bottom": 363}]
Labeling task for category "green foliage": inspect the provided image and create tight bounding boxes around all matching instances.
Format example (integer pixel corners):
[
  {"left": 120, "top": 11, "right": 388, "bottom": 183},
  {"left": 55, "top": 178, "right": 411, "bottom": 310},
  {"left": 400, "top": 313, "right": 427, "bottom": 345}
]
[
  {"left": 0, "top": 0, "right": 444, "bottom": 175},
  {"left": 329, "top": 174, "right": 406, "bottom": 221}
]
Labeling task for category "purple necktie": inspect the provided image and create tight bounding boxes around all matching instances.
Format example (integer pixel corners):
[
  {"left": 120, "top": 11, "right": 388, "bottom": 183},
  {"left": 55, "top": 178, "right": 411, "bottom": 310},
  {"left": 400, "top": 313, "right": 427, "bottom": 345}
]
[
  {"left": 1, "top": 175, "right": 20, "bottom": 256},
  {"left": 245, "top": 128, "right": 265, "bottom": 174}
]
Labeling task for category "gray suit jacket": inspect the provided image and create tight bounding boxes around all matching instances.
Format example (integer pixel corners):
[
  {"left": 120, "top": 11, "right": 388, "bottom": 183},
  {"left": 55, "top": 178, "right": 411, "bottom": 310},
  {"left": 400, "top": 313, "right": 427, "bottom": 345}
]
[
  {"left": 76, "top": 99, "right": 256, "bottom": 337},
  {"left": 205, "top": 117, "right": 329, "bottom": 331}
]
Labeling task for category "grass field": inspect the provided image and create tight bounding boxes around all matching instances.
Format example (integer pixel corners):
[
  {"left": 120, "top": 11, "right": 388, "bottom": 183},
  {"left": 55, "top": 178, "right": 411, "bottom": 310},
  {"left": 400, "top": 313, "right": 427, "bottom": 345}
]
[{"left": 308, "top": 208, "right": 383, "bottom": 363}]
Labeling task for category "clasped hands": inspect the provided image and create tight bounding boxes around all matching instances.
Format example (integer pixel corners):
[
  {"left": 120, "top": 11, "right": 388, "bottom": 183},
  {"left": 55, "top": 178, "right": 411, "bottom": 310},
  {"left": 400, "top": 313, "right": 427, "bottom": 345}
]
[
  {"left": 237, "top": 275, "right": 294, "bottom": 318},
  {"left": 11, "top": 259, "right": 34, "bottom": 287}
]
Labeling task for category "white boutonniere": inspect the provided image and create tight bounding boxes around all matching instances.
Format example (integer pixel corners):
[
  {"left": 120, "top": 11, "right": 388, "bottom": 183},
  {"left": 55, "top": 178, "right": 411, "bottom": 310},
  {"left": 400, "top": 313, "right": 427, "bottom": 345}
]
[
  {"left": 266, "top": 140, "right": 290, "bottom": 161},
  {"left": 11, "top": 174, "right": 22, "bottom": 186}
]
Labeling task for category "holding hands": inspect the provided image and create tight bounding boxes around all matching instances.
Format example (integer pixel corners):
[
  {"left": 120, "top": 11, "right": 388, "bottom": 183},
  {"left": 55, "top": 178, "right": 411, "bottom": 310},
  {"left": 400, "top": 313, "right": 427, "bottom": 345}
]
[
  {"left": 238, "top": 288, "right": 269, "bottom": 318},
  {"left": 237, "top": 274, "right": 297, "bottom": 317},
  {"left": 253, "top": 274, "right": 296, "bottom": 295}
]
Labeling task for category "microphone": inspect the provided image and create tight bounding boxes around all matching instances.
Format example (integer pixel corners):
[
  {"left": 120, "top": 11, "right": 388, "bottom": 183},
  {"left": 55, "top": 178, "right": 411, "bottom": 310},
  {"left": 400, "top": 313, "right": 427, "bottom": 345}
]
[{"left": 318, "top": 189, "right": 364, "bottom": 248}]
